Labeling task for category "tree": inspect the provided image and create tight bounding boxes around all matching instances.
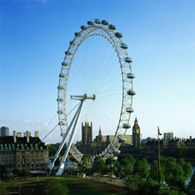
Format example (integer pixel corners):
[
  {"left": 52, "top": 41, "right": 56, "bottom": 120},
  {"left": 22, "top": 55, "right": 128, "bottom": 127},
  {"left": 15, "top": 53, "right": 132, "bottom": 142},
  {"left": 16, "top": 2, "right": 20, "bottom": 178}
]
[
  {"left": 105, "top": 156, "right": 118, "bottom": 176},
  {"left": 165, "top": 158, "right": 185, "bottom": 188},
  {"left": 188, "top": 172, "right": 195, "bottom": 193},
  {"left": 177, "top": 158, "right": 192, "bottom": 180},
  {"left": 150, "top": 160, "right": 165, "bottom": 183},
  {"left": 118, "top": 157, "right": 135, "bottom": 178},
  {"left": 79, "top": 154, "right": 93, "bottom": 174},
  {"left": 134, "top": 159, "right": 149, "bottom": 178},
  {"left": 126, "top": 174, "right": 146, "bottom": 192},
  {"left": 158, "top": 188, "right": 181, "bottom": 195},
  {"left": 92, "top": 156, "right": 105, "bottom": 175}
]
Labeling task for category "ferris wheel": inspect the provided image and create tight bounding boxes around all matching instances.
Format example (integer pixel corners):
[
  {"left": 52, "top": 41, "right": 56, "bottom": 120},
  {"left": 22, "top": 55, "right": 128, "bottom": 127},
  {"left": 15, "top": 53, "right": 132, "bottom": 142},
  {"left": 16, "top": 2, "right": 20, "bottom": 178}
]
[{"left": 49, "top": 19, "right": 135, "bottom": 175}]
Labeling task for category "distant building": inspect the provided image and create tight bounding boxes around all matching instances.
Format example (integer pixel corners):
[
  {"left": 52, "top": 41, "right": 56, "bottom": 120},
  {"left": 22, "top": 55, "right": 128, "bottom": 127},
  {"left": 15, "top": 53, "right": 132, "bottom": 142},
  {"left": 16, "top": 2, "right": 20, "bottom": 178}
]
[
  {"left": 0, "top": 126, "right": 9, "bottom": 136},
  {"left": 76, "top": 121, "right": 134, "bottom": 155},
  {"left": 164, "top": 132, "right": 173, "bottom": 140},
  {"left": 163, "top": 132, "right": 174, "bottom": 148},
  {"left": 82, "top": 122, "right": 92, "bottom": 145},
  {"left": 0, "top": 130, "right": 48, "bottom": 173},
  {"left": 132, "top": 118, "right": 141, "bottom": 148},
  {"left": 101, "top": 134, "right": 132, "bottom": 145}
]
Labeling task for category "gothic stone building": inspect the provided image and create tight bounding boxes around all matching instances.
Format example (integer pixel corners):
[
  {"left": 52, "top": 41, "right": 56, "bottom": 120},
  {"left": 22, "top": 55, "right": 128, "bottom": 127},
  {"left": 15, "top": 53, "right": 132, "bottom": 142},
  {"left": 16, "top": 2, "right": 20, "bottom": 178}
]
[{"left": 0, "top": 131, "right": 48, "bottom": 173}]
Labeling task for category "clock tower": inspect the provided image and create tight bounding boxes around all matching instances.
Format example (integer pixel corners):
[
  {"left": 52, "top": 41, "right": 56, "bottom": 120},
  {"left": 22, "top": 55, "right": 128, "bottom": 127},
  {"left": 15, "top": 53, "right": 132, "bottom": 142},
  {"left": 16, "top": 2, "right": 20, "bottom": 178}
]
[{"left": 132, "top": 118, "right": 141, "bottom": 148}]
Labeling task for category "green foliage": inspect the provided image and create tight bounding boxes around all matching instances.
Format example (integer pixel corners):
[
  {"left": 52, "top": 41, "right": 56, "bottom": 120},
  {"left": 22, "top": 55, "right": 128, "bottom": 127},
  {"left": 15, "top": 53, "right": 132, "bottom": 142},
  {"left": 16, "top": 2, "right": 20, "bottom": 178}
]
[
  {"left": 158, "top": 188, "right": 180, "bottom": 195},
  {"left": 79, "top": 154, "right": 93, "bottom": 174},
  {"left": 134, "top": 159, "right": 149, "bottom": 178},
  {"left": 164, "top": 158, "right": 185, "bottom": 187},
  {"left": 177, "top": 158, "right": 192, "bottom": 179},
  {"left": 43, "top": 179, "right": 69, "bottom": 195},
  {"left": 188, "top": 172, "right": 195, "bottom": 193},
  {"left": 92, "top": 156, "right": 105, "bottom": 175},
  {"left": 117, "top": 157, "right": 135, "bottom": 178},
  {"left": 126, "top": 174, "right": 146, "bottom": 192},
  {"left": 150, "top": 160, "right": 165, "bottom": 182},
  {"left": 105, "top": 156, "right": 118, "bottom": 175}
]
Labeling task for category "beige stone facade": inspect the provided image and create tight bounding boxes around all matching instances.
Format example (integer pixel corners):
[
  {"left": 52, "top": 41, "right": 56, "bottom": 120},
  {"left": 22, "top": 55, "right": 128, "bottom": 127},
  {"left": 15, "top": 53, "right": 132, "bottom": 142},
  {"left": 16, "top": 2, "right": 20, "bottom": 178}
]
[{"left": 0, "top": 131, "right": 48, "bottom": 173}]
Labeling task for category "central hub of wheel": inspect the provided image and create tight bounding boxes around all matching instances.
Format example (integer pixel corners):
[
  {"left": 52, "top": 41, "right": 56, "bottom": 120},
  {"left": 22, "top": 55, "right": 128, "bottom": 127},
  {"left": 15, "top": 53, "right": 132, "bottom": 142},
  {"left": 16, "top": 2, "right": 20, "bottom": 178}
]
[
  {"left": 83, "top": 94, "right": 96, "bottom": 100},
  {"left": 70, "top": 94, "right": 96, "bottom": 101}
]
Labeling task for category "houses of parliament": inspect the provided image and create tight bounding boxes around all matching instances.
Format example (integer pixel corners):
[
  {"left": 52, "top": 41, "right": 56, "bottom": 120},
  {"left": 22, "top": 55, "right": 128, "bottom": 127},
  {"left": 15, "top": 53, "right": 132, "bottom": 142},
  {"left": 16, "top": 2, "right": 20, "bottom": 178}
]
[{"left": 76, "top": 118, "right": 141, "bottom": 155}]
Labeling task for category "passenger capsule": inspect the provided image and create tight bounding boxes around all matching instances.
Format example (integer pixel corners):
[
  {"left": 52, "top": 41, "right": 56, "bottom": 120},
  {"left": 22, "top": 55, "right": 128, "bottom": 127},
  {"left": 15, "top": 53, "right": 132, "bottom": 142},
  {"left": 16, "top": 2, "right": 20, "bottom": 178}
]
[
  {"left": 59, "top": 73, "right": 65, "bottom": 78},
  {"left": 120, "top": 43, "right": 128, "bottom": 49},
  {"left": 57, "top": 110, "right": 63, "bottom": 115},
  {"left": 123, "top": 124, "right": 131, "bottom": 129},
  {"left": 101, "top": 20, "right": 109, "bottom": 25},
  {"left": 118, "top": 136, "right": 126, "bottom": 143},
  {"left": 61, "top": 62, "right": 68, "bottom": 67},
  {"left": 114, "top": 149, "right": 121, "bottom": 155},
  {"left": 108, "top": 24, "right": 116, "bottom": 30},
  {"left": 127, "top": 73, "right": 135, "bottom": 79},
  {"left": 87, "top": 21, "right": 94, "bottom": 25},
  {"left": 115, "top": 32, "right": 123, "bottom": 38},
  {"left": 65, "top": 51, "right": 72, "bottom": 55},
  {"left": 58, "top": 121, "right": 65, "bottom": 126},
  {"left": 126, "top": 107, "right": 134, "bottom": 113},
  {"left": 69, "top": 41, "right": 75, "bottom": 45},
  {"left": 127, "top": 89, "right": 136, "bottom": 96},
  {"left": 57, "top": 98, "right": 63, "bottom": 102},
  {"left": 74, "top": 32, "right": 80, "bottom": 37},
  {"left": 58, "top": 86, "right": 64, "bottom": 90},
  {"left": 94, "top": 19, "right": 101, "bottom": 24},
  {"left": 80, "top": 25, "right": 87, "bottom": 30},
  {"left": 125, "top": 57, "right": 133, "bottom": 63}
]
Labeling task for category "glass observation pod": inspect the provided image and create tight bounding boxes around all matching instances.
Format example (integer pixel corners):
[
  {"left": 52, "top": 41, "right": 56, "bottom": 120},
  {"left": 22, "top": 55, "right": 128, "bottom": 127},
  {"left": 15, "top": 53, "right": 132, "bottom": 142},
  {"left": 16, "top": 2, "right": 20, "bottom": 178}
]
[
  {"left": 126, "top": 107, "right": 134, "bottom": 113},
  {"left": 108, "top": 24, "right": 116, "bottom": 30},
  {"left": 74, "top": 32, "right": 80, "bottom": 37},
  {"left": 65, "top": 51, "right": 72, "bottom": 55},
  {"left": 80, "top": 25, "right": 87, "bottom": 30},
  {"left": 123, "top": 124, "right": 131, "bottom": 129},
  {"left": 58, "top": 121, "right": 65, "bottom": 126},
  {"left": 127, "top": 89, "right": 136, "bottom": 96},
  {"left": 94, "top": 19, "right": 101, "bottom": 24},
  {"left": 87, "top": 21, "right": 94, "bottom": 26},
  {"left": 127, "top": 73, "right": 135, "bottom": 79},
  {"left": 57, "top": 98, "right": 63, "bottom": 102},
  {"left": 125, "top": 57, "right": 133, "bottom": 63},
  {"left": 101, "top": 20, "right": 109, "bottom": 25},
  {"left": 120, "top": 43, "right": 128, "bottom": 49},
  {"left": 58, "top": 86, "right": 64, "bottom": 90},
  {"left": 69, "top": 41, "right": 76, "bottom": 46},
  {"left": 59, "top": 73, "right": 65, "bottom": 78},
  {"left": 118, "top": 136, "right": 127, "bottom": 143},
  {"left": 61, "top": 62, "right": 68, "bottom": 67},
  {"left": 57, "top": 110, "right": 63, "bottom": 115},
  {"left": 113, "top": 148, "right": 120, "bottom": 155},
  {"left": 115, "top": 32, "right": 123, "bottom": 38}
]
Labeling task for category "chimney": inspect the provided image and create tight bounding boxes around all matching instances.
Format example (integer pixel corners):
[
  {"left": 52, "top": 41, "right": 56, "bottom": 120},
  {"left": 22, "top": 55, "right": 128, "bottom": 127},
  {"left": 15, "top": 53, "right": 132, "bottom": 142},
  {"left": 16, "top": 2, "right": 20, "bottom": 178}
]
[
  {"left": 26, "top": 131, "right": 30, "bottom": 143},
  {"left": 35, "top": 131, "right": 39, "bottom": 138},
  {"left": 13, "top": 131, "right": 17, "bottom": 143}
]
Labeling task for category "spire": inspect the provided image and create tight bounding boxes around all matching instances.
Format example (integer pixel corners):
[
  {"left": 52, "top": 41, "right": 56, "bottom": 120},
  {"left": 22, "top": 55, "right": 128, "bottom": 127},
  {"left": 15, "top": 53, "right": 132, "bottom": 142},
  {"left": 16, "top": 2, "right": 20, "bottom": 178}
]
[
  {"left": 99, "top": 126, "right": 102, "bottom": 136},
  {"left": 134, "top": 117, "right": 138, "bottom": 125}
]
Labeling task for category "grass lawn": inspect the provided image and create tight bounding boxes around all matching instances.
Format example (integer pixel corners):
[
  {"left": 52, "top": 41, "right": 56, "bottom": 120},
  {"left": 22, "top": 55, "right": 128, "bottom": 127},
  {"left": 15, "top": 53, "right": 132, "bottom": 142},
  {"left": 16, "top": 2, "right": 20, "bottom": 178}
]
[{"left": 0, "top": 176, "right": 127, "bottom": 195}]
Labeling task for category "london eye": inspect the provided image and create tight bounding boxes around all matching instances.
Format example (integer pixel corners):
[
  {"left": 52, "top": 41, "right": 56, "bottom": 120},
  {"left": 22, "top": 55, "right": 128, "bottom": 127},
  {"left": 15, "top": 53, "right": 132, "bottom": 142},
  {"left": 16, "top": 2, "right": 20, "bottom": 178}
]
[{"left": 49, "top": 19, "right": 135, "bottom": 175}]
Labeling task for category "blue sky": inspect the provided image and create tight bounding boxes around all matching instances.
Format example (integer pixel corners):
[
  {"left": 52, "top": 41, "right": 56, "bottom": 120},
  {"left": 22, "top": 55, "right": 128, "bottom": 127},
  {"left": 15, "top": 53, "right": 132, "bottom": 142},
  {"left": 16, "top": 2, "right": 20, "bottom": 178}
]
[{"left": 0, "top": 0, "right": 195, "bottom": 143}]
